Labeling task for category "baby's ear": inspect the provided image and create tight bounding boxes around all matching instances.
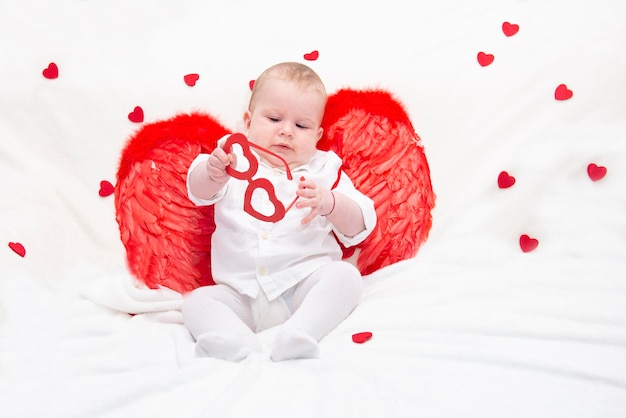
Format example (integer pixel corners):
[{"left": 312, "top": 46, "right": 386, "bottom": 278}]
[
  {"left": 316, "top": 126, "right": 324, "bottom": 142},
  {"left": 242, "top": 110, "right": 252, "bottom": 130}
]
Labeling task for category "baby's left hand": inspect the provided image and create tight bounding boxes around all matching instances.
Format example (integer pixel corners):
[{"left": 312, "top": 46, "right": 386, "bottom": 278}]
[{"left": 295, "top": 178, "right": 334, "bottom": 224}]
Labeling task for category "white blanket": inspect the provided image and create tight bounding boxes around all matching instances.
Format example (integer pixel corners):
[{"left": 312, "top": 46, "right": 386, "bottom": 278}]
[{"left": 1, "top": 0, "right": 625, "bottom": 417}]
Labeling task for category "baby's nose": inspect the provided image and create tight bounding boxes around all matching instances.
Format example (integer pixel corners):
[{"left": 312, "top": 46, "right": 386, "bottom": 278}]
[{"left": 279, "top": 122, "right": 294, "bottom": 137}]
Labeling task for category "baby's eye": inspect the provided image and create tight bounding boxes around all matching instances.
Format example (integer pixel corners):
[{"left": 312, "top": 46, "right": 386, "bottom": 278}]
[
  {"left": 296, "top": 123, "right": 309, "bottom": 129},
  {"left": 268, "top": 116, "right": 280, "bottom": 122}
]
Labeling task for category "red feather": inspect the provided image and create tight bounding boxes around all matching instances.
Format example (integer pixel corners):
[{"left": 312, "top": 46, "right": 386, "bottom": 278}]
[
  {"left": 115, "top": 112, "right": 229, "bottom": 294},
  {"left": 320, "top": 89, "right": 435, "bottom": 275}
]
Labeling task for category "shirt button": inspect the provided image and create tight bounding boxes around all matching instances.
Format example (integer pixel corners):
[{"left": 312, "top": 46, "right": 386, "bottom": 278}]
[
  {"left": 258, "top": 266, "right": 267, "bottom": 275},
  {"left": 261, "top": 231, "right": 269, "bottom": 240}
]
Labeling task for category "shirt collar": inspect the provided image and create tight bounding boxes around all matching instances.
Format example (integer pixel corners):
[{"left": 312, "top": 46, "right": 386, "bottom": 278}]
[{"left": 256, "top": 150, "right": 330, "bottom": 174}]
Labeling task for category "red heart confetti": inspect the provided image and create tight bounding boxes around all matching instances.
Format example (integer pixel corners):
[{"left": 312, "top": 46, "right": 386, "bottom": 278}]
[
  {"left": 519, "top": 234, "right": 539, "bottom": 253},
  {"left": 502, "top": 22, "right": 519, "bottom": 37},
  {"left": 352, "top": 332, "right": 373, "bottom": 344},
  {"left": 477, "top": 52, "right": 494, "bottom": 67},
  {"left": 554, "top": 84, "right": 573, "bottom": 101},
  {"left": 99, "top": 180, "right": 115, "bottom": 197},
  {"left": 303, "top": 50, "right": 319, "bottom": 61},
  {"left": 587, "top": 163, "right": 607, "bottom": 181},
  {"left": 184, "top": 73, "right": 199, "bottom": 87},
  {"left": 42, "top": 62, "right": 59, "bottom": 79},
  {"left": 249, "top": 79, "right": 255, "bottom": 90},
  {"left": 8, "top": 242, "right": 26, "bottom": 257},
  {"left": 497, "top": 171, "right": 516, "bottom": 189},
  {"left": 128, "top": 106, "right": 144, "bottom": 123}
]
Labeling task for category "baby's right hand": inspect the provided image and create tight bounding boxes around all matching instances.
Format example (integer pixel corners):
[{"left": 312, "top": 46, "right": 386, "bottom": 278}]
[{"left": 207, "top": 145, "right": 236, "bottom": 184}]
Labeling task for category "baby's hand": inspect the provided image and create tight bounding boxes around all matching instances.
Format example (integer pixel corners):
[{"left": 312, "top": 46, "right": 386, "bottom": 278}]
[
  {"left": 207, "top": 145, "right": 236, "bottom": 184},
  {"left": 295, "top": 178, "right": 335, "bottom": 224}
]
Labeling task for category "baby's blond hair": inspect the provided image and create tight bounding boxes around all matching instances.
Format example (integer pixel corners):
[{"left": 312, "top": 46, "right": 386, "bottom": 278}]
[{"left": 249, "top": 62, "right": 327, "bottom": 110}]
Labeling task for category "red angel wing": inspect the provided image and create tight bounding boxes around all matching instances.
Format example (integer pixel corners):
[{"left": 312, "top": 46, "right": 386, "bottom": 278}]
[
  {"left": 114, "top": 112, "right": 229, "bottom": 294},
  {"left": 319, "top": 89, "right": 435, "bottom": 275}
]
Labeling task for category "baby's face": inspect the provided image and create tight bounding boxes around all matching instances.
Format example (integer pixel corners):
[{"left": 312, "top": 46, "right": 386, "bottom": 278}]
[{"left": 243, "top": 78, "right": 325, "bottom": 169}]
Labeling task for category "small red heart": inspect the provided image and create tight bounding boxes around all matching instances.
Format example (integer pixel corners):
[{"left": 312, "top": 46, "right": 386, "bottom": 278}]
[
  {"left": 99, "top": 180, "right": 115, "bottom": 197},
  {"left": 497, "top": 171, "right": 516, "bottom": 189},
  {"left": 128, "top": 106, "right": 144, "bottom": 123},
  {"left": 519, "top": 234, "right": 539, "bottom": 253},
  {"left": 303, "top": 50, "right": 319, "bottom": 61},
  {"left": 554, "top": 84, "right": 573, "bottom": 101},
  {"left": 184, "top": 73, "right": 199, "bottom": 87},
  {"left": 502, "top": 22, "right": 519, "bottom": 37},
  {"left": 477, "top": 52, "right": 494, "bottom": 67},
  {"left": 352, "top": 332, "right": 373, "bottom": 344},
  {"left": 42, "top": 62, "right": 59, "bottom": 79},
  {"left": 8, "top": 242, "right": 26, "bottom": 257},
  {"left": 249, "top": 79, "right": 255, "bottom": 90},
  {"left": 587, "top": 163, "right": 607, "bottom": 181}
]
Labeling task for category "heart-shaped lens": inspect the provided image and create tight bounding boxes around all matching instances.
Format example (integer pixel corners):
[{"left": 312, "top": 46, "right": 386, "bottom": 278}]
[
  {"left": 243, "top": 178, "right": 287, "bottom": 223},
  {"left": 223, "top": 133, "right": 259, "bottom": 180}
]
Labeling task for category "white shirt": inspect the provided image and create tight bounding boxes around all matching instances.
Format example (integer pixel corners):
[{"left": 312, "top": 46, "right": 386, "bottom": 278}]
[{"left": 187, "top": 140, "right": 377, "bottom": 301}]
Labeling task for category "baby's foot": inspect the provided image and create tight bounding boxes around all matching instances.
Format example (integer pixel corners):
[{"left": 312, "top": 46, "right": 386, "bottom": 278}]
[
  {"left": 270, "top": 325, "right": 319, "bottom": 361},
  {"left": 195, "top": 329, "right": 262, "bottom": 362}
]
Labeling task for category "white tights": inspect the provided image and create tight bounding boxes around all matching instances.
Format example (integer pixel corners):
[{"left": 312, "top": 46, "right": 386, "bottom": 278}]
[{"left": 182, "top": 261, "right": 362, "bottom": 361}]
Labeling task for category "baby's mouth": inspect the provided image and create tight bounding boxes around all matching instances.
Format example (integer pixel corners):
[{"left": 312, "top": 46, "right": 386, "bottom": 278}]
[{"left": 271, "top": 144, "right": 292, "bottom": 152}]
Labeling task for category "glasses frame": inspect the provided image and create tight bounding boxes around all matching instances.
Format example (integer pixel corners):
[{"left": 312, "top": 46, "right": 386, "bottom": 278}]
[{"left": 223, "top": 133, "right": 301, "bottom": 223}]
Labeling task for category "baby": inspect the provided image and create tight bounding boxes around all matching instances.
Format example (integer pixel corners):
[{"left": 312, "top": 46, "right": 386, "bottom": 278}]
[{"left": 183, "top": 62, "right": 377, "bottom": 361}]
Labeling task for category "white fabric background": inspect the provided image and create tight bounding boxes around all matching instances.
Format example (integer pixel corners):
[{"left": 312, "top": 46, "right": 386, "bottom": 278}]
[{"left": 1, "top": 0, "right": 625, "bottom": 417}]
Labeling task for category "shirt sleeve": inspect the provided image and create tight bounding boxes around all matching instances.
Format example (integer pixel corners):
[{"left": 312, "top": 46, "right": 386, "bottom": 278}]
[
  {"left": 330, "top": 171, "right": 377, "bottom": 247},
  {"left": 186, "top": 153, "right": 228, "bottom": 206}
]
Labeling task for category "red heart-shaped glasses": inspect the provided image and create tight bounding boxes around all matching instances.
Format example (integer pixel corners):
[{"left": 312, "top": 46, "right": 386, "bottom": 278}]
[{"left": 223, "top": 133, "right": 302, "bottom": 223}]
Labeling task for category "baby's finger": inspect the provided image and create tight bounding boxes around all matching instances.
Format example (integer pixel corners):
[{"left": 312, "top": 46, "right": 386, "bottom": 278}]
[
  {"left": 296, "top": 187, "right": 316, "bottom": 199},
  {"left": 208, "top": 155, "right": 226, "bottom": 171},
  {"left": 301, "top": 209, "right": 318, "bottom": 225},
  {"left": 298, "top": 178, "right": 316, "bottom": 190},
  {"left": 212, "top": 148, "right": 231, "bottom": 166},
  {"left": 208, "top": 166, "right": 227, "bottom": 180},
  {"left": 296, "top": 196, "right": 317, "bottom": 209}
]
